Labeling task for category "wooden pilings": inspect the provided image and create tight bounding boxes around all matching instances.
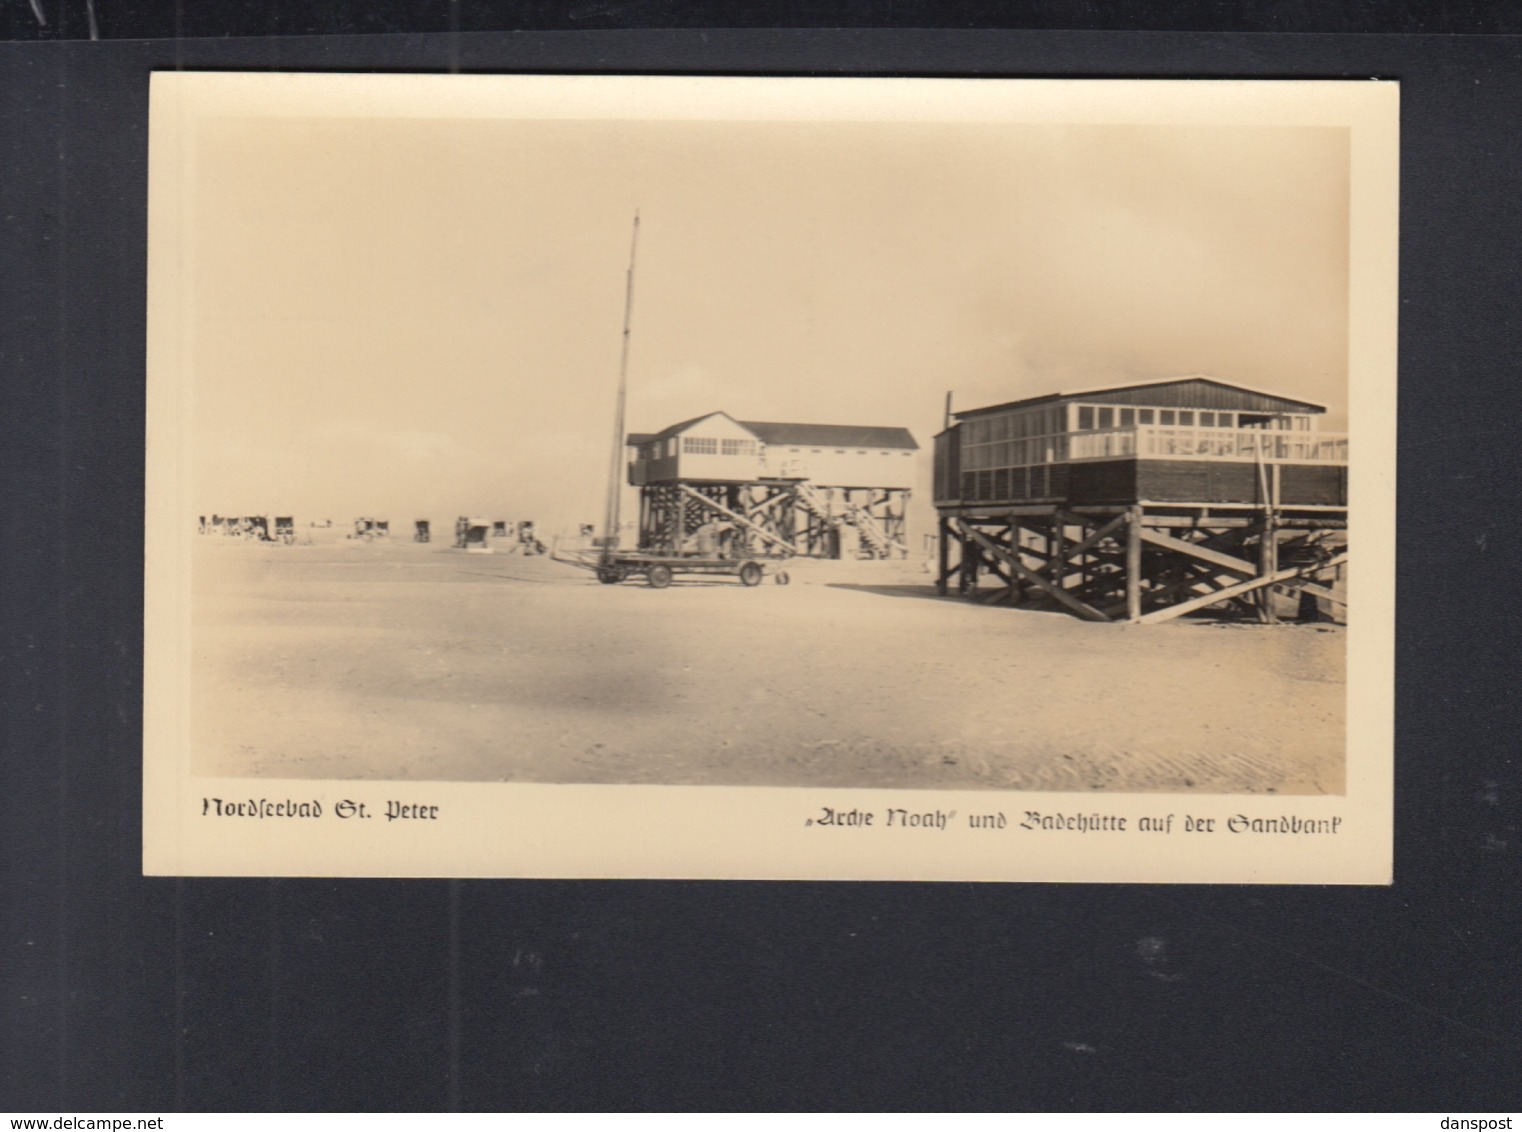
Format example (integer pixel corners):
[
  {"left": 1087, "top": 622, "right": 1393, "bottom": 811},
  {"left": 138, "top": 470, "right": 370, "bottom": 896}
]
[
  {"left": 938, "top": 502, "right": 1346, "bottom": 624},
  {"left": 638, "top": 480, "right": 912, "bottom": 559},
  {"left": 936, "top": 515, "right": 951, "bottom": 596},
  {"left": 1125, "top": 505, "right": 1143, "bottom": 623}
]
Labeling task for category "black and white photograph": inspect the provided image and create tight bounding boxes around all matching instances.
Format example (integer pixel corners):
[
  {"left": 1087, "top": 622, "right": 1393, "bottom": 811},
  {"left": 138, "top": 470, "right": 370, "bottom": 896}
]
[{"left": 143, "top": 73, "right": 1396, "bottom": 881}]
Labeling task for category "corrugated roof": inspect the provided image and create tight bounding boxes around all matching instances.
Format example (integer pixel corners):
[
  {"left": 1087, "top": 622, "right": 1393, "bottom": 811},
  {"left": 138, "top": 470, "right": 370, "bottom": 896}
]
[
  {"left": 739, "top": 421, "right": 919, "bottom": 450},
  {"left": 954, "top": 376, "right": 1326, "bottom": 418}
]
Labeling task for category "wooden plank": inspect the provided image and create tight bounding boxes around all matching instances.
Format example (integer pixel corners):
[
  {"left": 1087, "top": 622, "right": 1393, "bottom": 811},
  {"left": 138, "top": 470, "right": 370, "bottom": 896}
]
[
  {"left": 1276, "top": 518, "right": 1349, "bottom": 530},
  {"left": 1046, "top": 518, "right": 1063, "bottom": 580},
  {"left": 1134, "top": 500, "right": 1348, "bottom": 512},
  {"left": 936, "top": 516, "right": 951, "bottom": 596},
  {"left": 1275, "top": 579, "right": 1347, "bottom": 608},
  {"left": 958, "top": 523, "right": 1112, "bottom": 622},
  {"left": 959, "top": 525, "right": 977, "bottom": 593},
  {"left": 1138, "top": 527, "right": 1257, "bottom": 578},
  {"left": 1125, "top": 507, "right": 1143, "bottom": 622},
  {"left": 973, "top": 522, "right": 1054, "bottom": 576},
  {"left": 1110, "top": 540, "right": 1277, "bottom": 615},
  {"left": 1126, "top": 561, "right": 1236, "bottom": 609},
  {"left": 938, "top": 503, "right": 1065, "bottom": 519},
  {"left": 1060, "top": 514, "right": 1128, "bottom": 563},
  {"left": 1257, "top": 516, "right": 1279, "bottom": 624},
  {"left": 1132, "top": 514, "right": 1253, "bottom": 528},
  {"left": 1192, "top": 524, "right": 1260, "bottom": 550},
  {"left": 1101, "top": 576, "right": 1224, "bottom": 619},
  {"left": 745, "top": 488, "right": 790, "bottom": 521},
  {"left": 1067, "top": 505, "right": 1130, "bottom": 516},
  {"left": 1138, "top": 553, "right": 1347, "bottom": 624},
  {"left": 675, "top": 484, "right": 796, "bottom": 556}
]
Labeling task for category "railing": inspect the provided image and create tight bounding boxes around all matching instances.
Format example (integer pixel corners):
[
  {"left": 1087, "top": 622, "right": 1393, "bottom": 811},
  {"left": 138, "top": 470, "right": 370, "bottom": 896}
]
[{"left": 1066, "top": 426, "right": 1348, "bottom": 464}]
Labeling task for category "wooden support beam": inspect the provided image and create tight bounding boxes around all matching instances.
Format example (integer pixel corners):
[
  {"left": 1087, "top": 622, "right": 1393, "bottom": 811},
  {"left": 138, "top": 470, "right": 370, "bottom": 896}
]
[
  {"left": 1138, "top": 528, "right": 1257, "bottom": 579},
  {"left": 1137, "top": 553, "right": 1347, "bottom": 625},
  {"left": 745, "top": 488, "right": 790, "bottom": 521},
  {"left": 1125, "top": 507, "right": 1143, "bottom": 623},
  {"left": 1191, "top": 524, "right": 1260, "bottom": 551},
  {"left": 958, "top": 523, "right": 974, "bottom": 593},
  {"left": 1047, "top": 518, "right": 1064, "bottom": 580},
  {"left": 1257, "top": 522, "right": 1279, "bottom": 624},
  {"left": 1276, "top": 518, "right": 1349, "bottom": 530},
  {"left": 958, "top": 522, "right": 1111, "bottom": 622},
  {"left": 1131, "top": 500, "right": 1347, "bottom": 513},
  {"left": 1109, "top": 562, "right": 1236, "bottom": 615},
  {"left": 675, "top": 484, "right": 796, "bottom": 556},
  {"left": 945, "top": 503, "right": 1071, "bottom": 520},
  {"left": 1061, "top": 514, "right": 1128, "bottom": 563},
  {"left": 1272, "top": 575, "right": 1346, "bottom": 610},
  {"left": 1135, "top": 515, "right": 1258, "bottom": 529},
  {"left": 936, "top": 515, "right": 951, "bottom": 596}
]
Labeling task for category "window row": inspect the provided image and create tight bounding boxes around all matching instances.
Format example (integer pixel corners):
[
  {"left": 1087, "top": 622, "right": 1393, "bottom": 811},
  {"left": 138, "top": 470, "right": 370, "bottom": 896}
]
[
  {"left": 1074, "top": 406, "right": 1314, "bottom": 431},
  {"left": 782, "top": 447, "right": 911, "bottom": 457},
  {"left": 963, "top": 436, "right": 1068, "bottom": 470},
  {"left": 679, "top": 437, "right": 758, "bottom": 456},
  {"left": 637, "top": 438, "right": 916, "bottom": 459},
  {"left": 962, "top": 407, "right": 1066, "bottom": 445},
  {"left": 960, "top": 466, "right": 1054, "bottom": 502}
]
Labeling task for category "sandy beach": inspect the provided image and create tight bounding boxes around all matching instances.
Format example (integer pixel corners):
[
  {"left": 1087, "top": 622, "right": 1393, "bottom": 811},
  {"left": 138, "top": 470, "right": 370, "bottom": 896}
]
[{"left": 190, "top": 533, "right": 1345, "bottom": 794}]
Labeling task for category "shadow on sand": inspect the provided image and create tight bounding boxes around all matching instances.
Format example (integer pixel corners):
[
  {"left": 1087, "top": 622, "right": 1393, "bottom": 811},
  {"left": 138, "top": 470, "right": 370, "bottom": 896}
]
[{"left": 824, "top": 582, "right": 977, "bottom": 604}]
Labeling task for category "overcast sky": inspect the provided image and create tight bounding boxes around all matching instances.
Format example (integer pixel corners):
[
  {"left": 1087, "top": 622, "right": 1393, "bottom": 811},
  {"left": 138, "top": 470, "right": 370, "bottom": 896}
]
[{"left": 189, "top": 113, "right": 1349, "bottom": 532}]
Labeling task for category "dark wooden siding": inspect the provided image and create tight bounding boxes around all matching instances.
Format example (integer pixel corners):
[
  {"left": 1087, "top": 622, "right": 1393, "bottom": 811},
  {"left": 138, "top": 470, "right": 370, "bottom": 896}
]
[
  {"left": 1129, "top": 460, "right": 1346, "bottom": 505},
  {"left": 1278, "top": 464, "right": 1348, "bottom": 505},
  {"left": 932, "top": 427, "right": 960, "bottom": 503},
  {"left": 937, "top": 454, "right": 1345, "bottom": 508},
  {"left": 630, "top": 453, "right": 681, "bottom": 484},
  {"left": 1067, "top": 460, "right": 1139, "bottom": 503},
  {"left": 1138, "top": 461, "right": 1252, "bottom": 503},
  {"left": 948, "top": 461, "right": 1069, "bottom": 504}
]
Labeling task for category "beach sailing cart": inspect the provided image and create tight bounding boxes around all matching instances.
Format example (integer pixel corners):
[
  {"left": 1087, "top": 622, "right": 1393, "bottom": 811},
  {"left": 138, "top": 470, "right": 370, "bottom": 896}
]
[
  {"left": 587, "top": 551, "right": 789, "bottom": 588},
  {"left": 554, "top": 213, "right": 795, "bottom": 591}
]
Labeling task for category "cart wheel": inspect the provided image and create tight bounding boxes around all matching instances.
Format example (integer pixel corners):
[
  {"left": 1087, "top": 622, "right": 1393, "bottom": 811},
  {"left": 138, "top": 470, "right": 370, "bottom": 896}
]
[
  {"left": 646, "top": 564, "right": 673, "bottom": 588},
  {"left": 773, "top": 570, "right": 791, "bottom": 586},
  {"left": 739, "top": 562, "right": 763, "bottom": 587},
  {"left": 596, "top": 567, "right": 621, "bottom": 585}
]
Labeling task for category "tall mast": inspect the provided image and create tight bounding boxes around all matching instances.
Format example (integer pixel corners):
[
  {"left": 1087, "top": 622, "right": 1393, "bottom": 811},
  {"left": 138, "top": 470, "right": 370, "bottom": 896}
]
[{"left": 603, "top": 211, "right": 640, "bottom": 560}]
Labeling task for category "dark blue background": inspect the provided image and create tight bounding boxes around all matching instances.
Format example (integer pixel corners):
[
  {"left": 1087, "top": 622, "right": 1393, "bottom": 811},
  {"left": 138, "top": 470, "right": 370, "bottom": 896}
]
[{"left": 3, "top": 20, "right": 1519, "bottom": 1112}]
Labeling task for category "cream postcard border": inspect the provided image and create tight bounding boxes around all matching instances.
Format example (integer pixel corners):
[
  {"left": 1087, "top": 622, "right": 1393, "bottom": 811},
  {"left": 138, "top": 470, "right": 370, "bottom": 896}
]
[{"left": 144, "top": 73, "right": 1397, "bottom": 882}]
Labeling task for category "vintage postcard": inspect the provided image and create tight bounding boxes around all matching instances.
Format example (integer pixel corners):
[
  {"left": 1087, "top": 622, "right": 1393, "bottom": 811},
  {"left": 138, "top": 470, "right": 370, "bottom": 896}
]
[{"left": 144, "top": 73, "right": 1397, "bottom": 882}]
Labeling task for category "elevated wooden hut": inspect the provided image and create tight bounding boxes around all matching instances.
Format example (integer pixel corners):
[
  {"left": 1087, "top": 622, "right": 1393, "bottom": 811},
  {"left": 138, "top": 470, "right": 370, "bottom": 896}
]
[
  {"left": 627, "top": 412, "right": 918, "bottom": 559},
  {"left": 932, "top": 376, "right": 1347, "bottom": 623}
]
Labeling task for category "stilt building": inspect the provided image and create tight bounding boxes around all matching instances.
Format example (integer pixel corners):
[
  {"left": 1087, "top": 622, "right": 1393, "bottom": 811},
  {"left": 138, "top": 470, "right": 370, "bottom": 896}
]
[
  {"left": 627, "top": 412, "right": 918, "bottom": 559},
  {"left": 932, "top": 376, "right": 1348, "bottom": 623}
]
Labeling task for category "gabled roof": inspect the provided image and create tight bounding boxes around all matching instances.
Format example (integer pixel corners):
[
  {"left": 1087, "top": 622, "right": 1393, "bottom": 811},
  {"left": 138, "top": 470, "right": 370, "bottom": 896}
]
[
  {"left": 955, "top": 375, "right": 1326, "bottom": 418},
  {"left": 629, "top": 412, "right": 919, "bottom": 450},
  {"left": 739, "top": 421, "right": 919, "bottom": 450},
  {"left": 627, "top": 411, "right": 743, "bottom": 447}
]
